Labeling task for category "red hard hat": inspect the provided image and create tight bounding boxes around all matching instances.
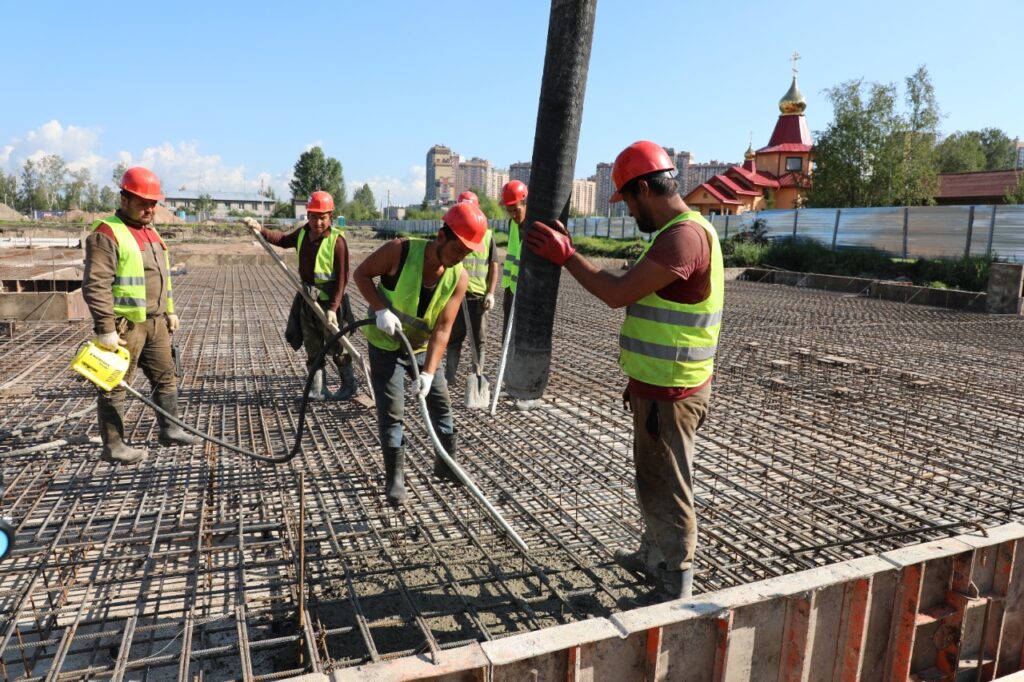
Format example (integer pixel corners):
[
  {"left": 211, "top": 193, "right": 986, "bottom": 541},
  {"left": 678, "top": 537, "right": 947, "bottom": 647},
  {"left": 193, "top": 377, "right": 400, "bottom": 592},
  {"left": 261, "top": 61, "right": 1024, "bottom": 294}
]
[
  {"left": 307, "top": 190, "right": 334, "bottom": 213},
  {"left": 443, "top": 202, "right": 488, "bottom": 252},
  {"left": 501, "top": 180, "right": 528, "bottom": 206},
  {"left": 457, "top": 190, "right": 479, "bottom": 205},
  {"left": 120, "top": 166, "right": 164, "bottom": 201},
  {"left": 609, "top": 141, "right": 675, "bottom": 202}
]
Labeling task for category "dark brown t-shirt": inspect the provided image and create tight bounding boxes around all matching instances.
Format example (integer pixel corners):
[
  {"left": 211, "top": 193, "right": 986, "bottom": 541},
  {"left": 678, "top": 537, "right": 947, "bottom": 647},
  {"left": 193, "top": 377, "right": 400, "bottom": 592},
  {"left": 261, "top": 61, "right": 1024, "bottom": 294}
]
[{"left": 261, "top": 225, "right": 348, "bottom": 312}]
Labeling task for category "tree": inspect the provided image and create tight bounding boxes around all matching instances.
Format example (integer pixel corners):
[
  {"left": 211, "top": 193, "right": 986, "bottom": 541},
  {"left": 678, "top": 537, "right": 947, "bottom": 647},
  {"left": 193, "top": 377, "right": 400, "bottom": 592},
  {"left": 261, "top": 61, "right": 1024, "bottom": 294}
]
[
  {"left": 111, "top": 161, "right": 129, "bottom": 187},
  {"left": 978, "top": 128, "right": 1016, "bottom": 170},
  {"left": 936, "top": 131, "right": 986, "bottom": 173},
  {"left": 471, "top": 187, "right": 506, "bottom": 219},
  {"left": 0, "top": 171, "right": 17, "bottom": 208},
  {"left": 65, "top": 168, "right": 92, "bottom": 209},
  {"left": 346, "top": 183, "right": 379, "bottom": 221},
  {"left": 19, "top": 159, "right": 44, "bottom": 213},
  {"left": 289, "top": 147, "right": 346, "bottom": 206},
  {"left": 99, "top": 186, "right": 118, "bottom": 211},
  {"left": 1005, "top": 172, "right": 1024, "bottom": 205},
  {"left": 38, "top": 154, "right": 68, "bottom": 209},
  {"left": 194, "top": 193, "right": 216, "bottom": 218},
  {"left": 886, "top": 66, "right": 940, "bottom": 206},
  {"left": 271, "top": 201, "right": 293, "bottom": 219}
]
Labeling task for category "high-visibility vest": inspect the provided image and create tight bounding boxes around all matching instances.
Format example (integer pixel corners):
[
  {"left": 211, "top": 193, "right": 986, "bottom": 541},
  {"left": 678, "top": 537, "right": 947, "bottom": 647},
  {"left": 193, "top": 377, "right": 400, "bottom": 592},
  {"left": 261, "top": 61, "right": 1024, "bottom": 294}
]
[
  {"left": 618, "top": 211, "right": 724, "bottom": 388},
  {"left": 500, "top": 219, "right": 520, "bottom": 293},
  {"left": 297, "top": 226, "right": 345, "bottom": 302},
  {"left": 363, "top": 239, "right": 464, "bottom": 352},
  {"left": 88, "top": 214, "right": 174, "bottom": 322},
  {"left": 462, "top": 229, "right": 492, "bottom": 296}
]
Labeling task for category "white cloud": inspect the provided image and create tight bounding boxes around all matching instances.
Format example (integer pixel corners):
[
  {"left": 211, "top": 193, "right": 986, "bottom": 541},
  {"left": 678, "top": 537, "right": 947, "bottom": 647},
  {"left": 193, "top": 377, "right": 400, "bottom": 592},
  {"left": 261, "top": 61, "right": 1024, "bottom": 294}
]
[{"left": 350, "top": 165, "right": 425, "bottom": 208}]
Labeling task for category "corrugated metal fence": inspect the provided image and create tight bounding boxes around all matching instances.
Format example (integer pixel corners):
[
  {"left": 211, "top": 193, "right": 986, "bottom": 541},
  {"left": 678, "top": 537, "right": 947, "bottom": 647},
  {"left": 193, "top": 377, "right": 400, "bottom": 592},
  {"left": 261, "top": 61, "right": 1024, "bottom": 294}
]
[{"left": 368, "top": 205, "right": 1024, "bottom": 261}]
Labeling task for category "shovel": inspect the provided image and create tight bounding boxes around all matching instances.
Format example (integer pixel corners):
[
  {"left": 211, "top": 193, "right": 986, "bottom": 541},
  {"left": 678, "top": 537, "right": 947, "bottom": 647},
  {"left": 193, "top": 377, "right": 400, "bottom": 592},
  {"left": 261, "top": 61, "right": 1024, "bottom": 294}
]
[{"left": 461, "top": 298, "right": 490, "bottom": 409}]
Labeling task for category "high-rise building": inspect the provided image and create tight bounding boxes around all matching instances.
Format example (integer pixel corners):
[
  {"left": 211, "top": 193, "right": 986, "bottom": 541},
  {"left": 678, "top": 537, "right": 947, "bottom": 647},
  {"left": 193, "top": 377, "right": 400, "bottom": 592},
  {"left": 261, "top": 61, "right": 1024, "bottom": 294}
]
[
  {"left": 488, "top": 168, "right": 510, "bottom": 200},
  {"left": 509, "top": 162, "right": 532, "bottom": 186},
  {"left": 1016, "top": 138, "right": 1024, "bottom": 169},
  {"left": 685, "top": 162, "right": 733, "bottom": 195},
  {"left": 674, "top": 151, "right": 691, "bottom": 193},
  {"left": 456, "top": 157, "right": 490, "bottom": 198},
  {"left": 594, "top": 162, "right": 627, "bottom": 216},
  {"left": 425, "top": 144, "right": 456, "bottom": 204},
  {"left": 571, "top": 178, "right": 597, "bottom": 216}
]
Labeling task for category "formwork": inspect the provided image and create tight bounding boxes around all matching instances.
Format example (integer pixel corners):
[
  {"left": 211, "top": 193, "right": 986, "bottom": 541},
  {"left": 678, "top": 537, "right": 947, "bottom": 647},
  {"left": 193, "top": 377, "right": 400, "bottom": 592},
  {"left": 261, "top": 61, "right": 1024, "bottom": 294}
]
[{"left": 2, "top": 245, "right": 1024, "bottom": 680}]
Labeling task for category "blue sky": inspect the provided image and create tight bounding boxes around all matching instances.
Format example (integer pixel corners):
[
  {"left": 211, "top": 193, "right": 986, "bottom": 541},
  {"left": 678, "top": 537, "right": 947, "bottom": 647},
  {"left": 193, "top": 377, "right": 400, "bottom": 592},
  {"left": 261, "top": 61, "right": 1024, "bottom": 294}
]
[{"left": 2, "top": 0, "right": 1020, "bottom": 206}]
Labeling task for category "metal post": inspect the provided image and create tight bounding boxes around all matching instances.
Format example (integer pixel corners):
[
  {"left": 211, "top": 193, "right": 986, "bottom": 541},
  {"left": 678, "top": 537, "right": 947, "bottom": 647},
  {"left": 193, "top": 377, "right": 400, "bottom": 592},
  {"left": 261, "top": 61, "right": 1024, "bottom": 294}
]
[
  {"left": 724, "top": 214, "right": 730, "bottom": 241},
  {"left": 792, "top": 209, "right": 799, "bottom": 238},
  {"left": 831, "top": 209, "right": 842, "bottom": 252},
  {"left": 965, "top": 205, "right": 976, "bottom": 259},
  {"left": 902, "top": 207, "right": 910, "bottom": 259},
  {"left": 986, "top": 205, "right": 998, "bottom": 257}
]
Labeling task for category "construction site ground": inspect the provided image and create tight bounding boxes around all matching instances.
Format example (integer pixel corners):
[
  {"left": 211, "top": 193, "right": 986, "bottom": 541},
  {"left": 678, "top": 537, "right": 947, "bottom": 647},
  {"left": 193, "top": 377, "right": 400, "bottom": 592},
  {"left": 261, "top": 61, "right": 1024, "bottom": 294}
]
[{"left": 1, "top": 229, "right": 1023, "bottom": 679}]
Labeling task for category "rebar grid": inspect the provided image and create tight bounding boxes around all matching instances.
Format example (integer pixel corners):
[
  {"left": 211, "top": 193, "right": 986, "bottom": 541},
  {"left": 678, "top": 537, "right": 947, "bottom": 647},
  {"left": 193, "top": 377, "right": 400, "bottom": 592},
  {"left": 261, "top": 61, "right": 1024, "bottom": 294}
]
[{"left": 1, "top": 259, "right": 1023, "bottom": 678}]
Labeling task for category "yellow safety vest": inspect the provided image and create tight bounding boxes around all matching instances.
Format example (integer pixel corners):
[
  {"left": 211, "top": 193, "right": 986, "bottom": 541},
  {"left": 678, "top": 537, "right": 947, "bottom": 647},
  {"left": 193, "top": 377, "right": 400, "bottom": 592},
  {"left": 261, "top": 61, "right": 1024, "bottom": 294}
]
[
  {"left": 462, "top": 229, "right": 492, "bottom": 296},
  {"left": 297, "top": 226, "right": 345, "bottom": 301},
  {"left": 363, "top": 239, "right": 464, "bottom": 352},
  {"left": 88, "top": 215, "right": 174, "bottom": 322},
  {"left": 501, "top": 219, "right": 520, "bottom": 293},
  {"left": 618, "top": 211, "right": 724, "bottom": 388}
]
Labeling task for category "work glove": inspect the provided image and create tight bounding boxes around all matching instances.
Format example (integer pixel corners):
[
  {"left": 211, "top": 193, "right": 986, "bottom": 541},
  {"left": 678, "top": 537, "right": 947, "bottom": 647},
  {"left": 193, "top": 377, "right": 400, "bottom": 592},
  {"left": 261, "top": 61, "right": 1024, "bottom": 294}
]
[
  {"left": 325, "top": 309, "right": 339, "bottom": 333},
  {"left": 243, "top": 216, "right": 261, "bottom": 235},
  {"left": 166, "top": 313, "right": 180, "bottom": 333},
  {"left": 95, "top": 331, "right": 125, "bottom": 351},
  {"left": 375, "top": 308, "right": 402, "bottom": 336},
  {"left": 483, "top": 292, "right": 495, "bottom": 311},
  {"left": 526, "top": 220, "right": 576, "bottom": 266},
  {"left": 415, "top": 372, "right": 434, "bottom": 400}
]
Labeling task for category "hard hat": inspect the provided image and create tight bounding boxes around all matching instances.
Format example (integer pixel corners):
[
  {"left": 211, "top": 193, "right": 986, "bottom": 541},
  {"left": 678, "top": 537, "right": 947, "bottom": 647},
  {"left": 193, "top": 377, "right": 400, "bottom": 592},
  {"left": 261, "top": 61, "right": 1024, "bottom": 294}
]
[
  {"left": 307, "top": 190, "right": 334, "bottom": 213},
  {"left": 457, "top": 190, "right": 479, "bottom": 205},
  {"left": 443, "top": 202, "right": 488, "bottom": 252},
  {"left": 501, "top": 180, "right": 528, "bottom": 206},
  {"left": 609, "top": 141, "right": 675, "bottom": 202},
  {"left": 119, "top": 167, "right": 164, "bottom": 201}
]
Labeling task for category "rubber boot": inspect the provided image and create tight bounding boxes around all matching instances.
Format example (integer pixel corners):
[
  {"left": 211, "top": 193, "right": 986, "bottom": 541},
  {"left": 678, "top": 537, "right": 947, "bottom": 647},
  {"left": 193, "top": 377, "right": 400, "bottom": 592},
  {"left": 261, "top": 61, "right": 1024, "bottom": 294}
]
[
  {"left": 613, "top": 536, "right": 663, "bottom": 583},
  {"left": 635, "top": 566, "right": 694, "bottom": 606},
  {"left": 433, "top": 429, "right": 461, "bottom": 484},
  {"left": 97, "top": 399, "right": 147, "bottom": 464},
  {"left": 155, "top": 392, "right": 201, "bottom": 447},
  {"left": 383, "top": 445, "right": 407, "bottom": 506},
  {"left": 306, "top": 363, "right": 330, "bottom": 401},
  {"left": 333, "top": 359, "right": 356, "bottom": 401}
]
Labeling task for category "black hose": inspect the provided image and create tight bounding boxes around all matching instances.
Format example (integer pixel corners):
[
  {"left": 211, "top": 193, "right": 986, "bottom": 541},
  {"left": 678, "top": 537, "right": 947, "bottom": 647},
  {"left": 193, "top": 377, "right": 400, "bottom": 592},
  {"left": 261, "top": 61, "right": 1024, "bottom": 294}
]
[{"left": 125, "top": 318, "right": 377, "bottom": 464}]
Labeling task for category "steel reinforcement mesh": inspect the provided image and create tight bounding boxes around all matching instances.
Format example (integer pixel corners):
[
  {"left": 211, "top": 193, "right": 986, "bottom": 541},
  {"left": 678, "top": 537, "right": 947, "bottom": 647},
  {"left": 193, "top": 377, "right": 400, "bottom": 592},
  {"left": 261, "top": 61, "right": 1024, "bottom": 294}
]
[{"left": 1, "top": 261, "right": 1023, "bottom": 679}]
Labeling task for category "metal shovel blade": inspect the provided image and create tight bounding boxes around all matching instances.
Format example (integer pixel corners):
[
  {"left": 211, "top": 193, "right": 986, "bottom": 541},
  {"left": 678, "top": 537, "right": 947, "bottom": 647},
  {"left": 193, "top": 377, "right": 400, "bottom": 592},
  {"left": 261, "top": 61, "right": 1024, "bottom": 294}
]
[{"left": 465, "top": 371, "right": 490, "bottom": 410}]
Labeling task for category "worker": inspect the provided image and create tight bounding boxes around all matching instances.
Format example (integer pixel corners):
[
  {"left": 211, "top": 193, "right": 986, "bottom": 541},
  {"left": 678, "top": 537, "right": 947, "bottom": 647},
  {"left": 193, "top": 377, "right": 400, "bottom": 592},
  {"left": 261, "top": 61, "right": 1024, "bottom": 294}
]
[
  {"left": 499, "top": 180, "right": 528, "bottom": 335},
  {"left": 354, "top": 202, "right": 488, "bottom": 506},
  {"left": 82, "top": 166, "right": 199, "bottom": 464},
  {"left": 445, "top": 191, "right": 499, "bottom": 384},
  {"left": 526, "top": 140, "right": 723, "bottom": 603},
  {"left": 243, "top": 191, "right": 355, "bottom": 401}
]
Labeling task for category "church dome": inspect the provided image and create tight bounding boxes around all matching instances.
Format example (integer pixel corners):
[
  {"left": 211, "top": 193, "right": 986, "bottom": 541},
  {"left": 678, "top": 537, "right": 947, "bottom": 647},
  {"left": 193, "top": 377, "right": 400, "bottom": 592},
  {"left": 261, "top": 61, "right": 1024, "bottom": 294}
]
[{"left": 779, "top": 76, "right": 806, "bottom": 115}]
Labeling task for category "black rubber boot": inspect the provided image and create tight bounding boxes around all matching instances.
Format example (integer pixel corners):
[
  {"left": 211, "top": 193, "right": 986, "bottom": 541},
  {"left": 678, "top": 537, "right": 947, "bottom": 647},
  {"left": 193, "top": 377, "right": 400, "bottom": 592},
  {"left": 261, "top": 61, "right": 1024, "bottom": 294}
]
[
  {"left": 97, "top": 399, "right": 147, "bottom": 464},
  {"left": 383, "top": 445, "right": 407, "bottom": 506},
  {"left": 433, "top": 429, "right": 461, "bottom": 484},
  {"left": 155, "top": 392, "right": 200, "bottom": 447},
  {"left": 334, "top": 359, "right": 356, "bottom": 401},
  {"left": 635, "top": 567, "right": 694, "bottom": 606}
]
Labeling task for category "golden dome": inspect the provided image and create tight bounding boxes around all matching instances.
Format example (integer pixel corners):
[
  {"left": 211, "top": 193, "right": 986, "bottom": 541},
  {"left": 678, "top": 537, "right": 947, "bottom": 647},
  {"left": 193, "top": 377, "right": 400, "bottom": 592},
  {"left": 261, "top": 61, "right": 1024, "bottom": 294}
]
[
  {"left": 779, "top": 76, "right": 806, "bottom": 115},
  {"left": 744, "top": 143, "right": 756, "bottom": 160}
]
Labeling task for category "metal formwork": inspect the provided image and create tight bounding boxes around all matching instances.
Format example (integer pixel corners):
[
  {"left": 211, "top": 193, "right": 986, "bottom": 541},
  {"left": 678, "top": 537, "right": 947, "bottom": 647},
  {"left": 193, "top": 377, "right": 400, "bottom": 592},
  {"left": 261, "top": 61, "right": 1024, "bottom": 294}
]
[{"left": 1, "top": 254, "right": 1024, "bottom": 679}]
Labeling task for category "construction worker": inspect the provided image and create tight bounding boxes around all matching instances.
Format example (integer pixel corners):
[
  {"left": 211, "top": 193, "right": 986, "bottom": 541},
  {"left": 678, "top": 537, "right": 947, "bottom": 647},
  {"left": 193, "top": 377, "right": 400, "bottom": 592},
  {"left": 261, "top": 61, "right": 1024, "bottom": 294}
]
[
  {"left": 354, "top": 202, "right": 488, "bottom": 506},
  {"left": 243, "top": 191, "right": 355, "bottom": 401},
  {"left": 526, "top": 140, "right": 723, "bottom": 603},
  {"left": 82, "top": 166, "right": 199, "bottom": 464},
  {"left": 499, "top": 180, "right": 528, "bottom": 334},
  {"left": 445, "top": 190, "right": 499, "bottom": 384}
]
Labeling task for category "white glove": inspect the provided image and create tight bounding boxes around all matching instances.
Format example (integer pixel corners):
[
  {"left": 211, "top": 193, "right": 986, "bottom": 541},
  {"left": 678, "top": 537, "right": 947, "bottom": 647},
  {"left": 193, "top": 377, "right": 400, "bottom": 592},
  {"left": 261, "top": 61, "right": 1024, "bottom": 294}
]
[
  {"left": 243, "top": 217, "right": 261, "bottom": 235},
  {"left": 95, "top": 331, "right": 124, "bottom": 351},
  {"left": 166, "top": 313, "right": 180, "bottom": 333},
  {"left": 483, "top": 292, "right": 495, "bottom": 311},
  {"left": 325, "top": 309, "right": 339, "bottom": 332},
  {"left": 416, "top": 372, "right": 434, "bottom": 399},
  {"left": 375, "top": 308, "right": 402, "bottom": 336}
]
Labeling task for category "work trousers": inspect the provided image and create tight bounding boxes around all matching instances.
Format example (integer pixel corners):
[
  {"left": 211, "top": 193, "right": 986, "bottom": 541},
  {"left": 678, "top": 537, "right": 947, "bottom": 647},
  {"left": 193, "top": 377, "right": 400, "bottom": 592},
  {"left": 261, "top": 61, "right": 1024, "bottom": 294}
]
[
  {"left": 299, "top": 294, "right": 354, "bottom": 372},
  {"left": 629, "top": 382, "right": 711, "bottom": 571},
  {"left": 368, "top": 344, "right": 454, "bottom": 450},
  {"left": 98, "top": 316, "right": 177, "bottom": 409},
  {"left": 445, "top": 294, "right": 487, "bottom": 383}
]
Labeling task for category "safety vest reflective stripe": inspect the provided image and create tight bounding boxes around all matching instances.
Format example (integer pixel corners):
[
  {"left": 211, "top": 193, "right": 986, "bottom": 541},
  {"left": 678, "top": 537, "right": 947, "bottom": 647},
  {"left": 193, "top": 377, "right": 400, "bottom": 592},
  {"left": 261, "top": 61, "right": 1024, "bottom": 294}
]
[
  {"left": 297, "top": 226, "right": 344, "bottom": 301},
  {"left": 619, "top": 335, "right": 718, "bottom": 362},
  {"left": 501, "top": 220, "right": 520, "bottom": 293},
  {"left": 624, "top": 303, "right": 722, "bottom": 328},
  {"left": 89, "top": 215, "right": 173, "bottom": 322},
  {"left": 618, "top": 210, "right": 724, "bottom": 388},
  {"left": 463, "top": 230, "right": 492, "bottom": 296},
  {"left": 363, "top": 239, "right": 464, "bottom": 352}
]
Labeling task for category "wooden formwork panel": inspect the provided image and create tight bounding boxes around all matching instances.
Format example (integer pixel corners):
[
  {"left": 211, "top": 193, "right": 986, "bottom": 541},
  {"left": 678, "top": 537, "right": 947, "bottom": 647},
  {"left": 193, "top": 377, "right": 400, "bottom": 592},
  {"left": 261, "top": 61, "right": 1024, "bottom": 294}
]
[{"left": 321, "top": 523, "right": 1024, "bottom": 682}]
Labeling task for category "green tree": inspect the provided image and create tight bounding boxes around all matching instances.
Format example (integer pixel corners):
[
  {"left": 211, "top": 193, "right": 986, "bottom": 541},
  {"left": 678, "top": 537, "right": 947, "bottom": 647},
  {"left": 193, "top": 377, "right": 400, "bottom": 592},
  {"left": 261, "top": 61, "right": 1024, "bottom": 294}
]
[
  {"left": 346, "top": 183, "right": 379, "bottom": 221},
  {"left": 978, "top": 128, "right": 1016, "bottom": 170},
  {"left": 471, "top": 187, "right": 505, "bottom": 219},
  {"left": 194, "top": 193, "right": 216, "bottom": 218},
  {"left": 65, "top": 168, "right": 92, "bottom": 209},
  {"left": 271, "top": 201, "right": 293, "bottom": 219},
  {"left": 38, "top": 154, "right": 68, "bottom": 209},
  {"left": 111, "top": 161, "right": 129, "bottom": 187},
  {"left": 289, "top": 147, "right": 346, "bottom": 206},
  {"left": 0, "top": 170, "right": 17, "bottom": 208},
  {"left": 99, "top": 186, "right": 118, "bottom": 211},
  {"left": 19, "top": 159, "right": 44, "bottom": 213},
  {"left": 936, "top": 131, "right": 986, "bottom": 173},
  {"left": 1005, "top": 172, "right": 1024, "bottom": 205},
  {"left": 885, "top": 66, "right": 940, "bottom": 206}
]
